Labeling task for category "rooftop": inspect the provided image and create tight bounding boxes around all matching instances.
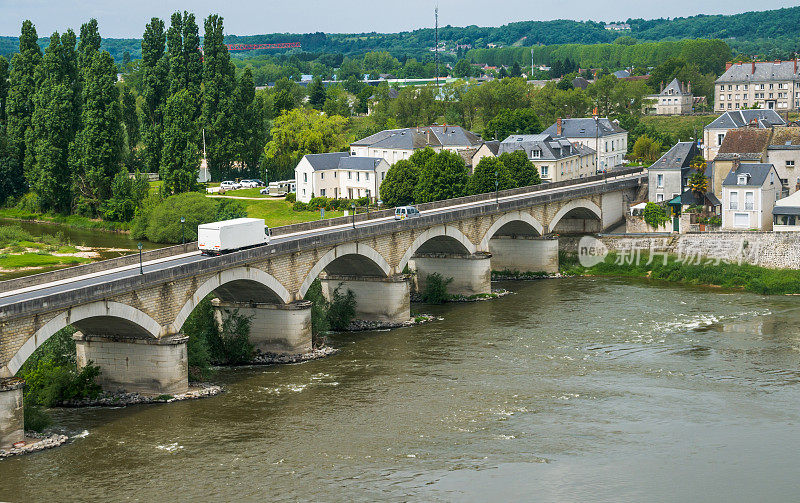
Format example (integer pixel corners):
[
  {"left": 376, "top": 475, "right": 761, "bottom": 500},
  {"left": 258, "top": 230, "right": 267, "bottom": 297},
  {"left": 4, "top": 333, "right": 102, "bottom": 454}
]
[
  {"left": 716, "top": 129, "right": 772, "bottom": 159},
  {"left": 351, "top": 125, "right": 481, "bottom": 150},
  {"left": 705, "top": 110, "right": 786, "bottom": 130},
  {"left": 649, "top": 142, "right": 699, "bottom": 171},
  {"left": 303, "top": 152, "right": 384, "bottom": 171},
  {"left": 717, "top": 60, "right": 800, "bottom": 83},
  {"left": 722, "top": 163, "right": 775, "bottom": 187},
  {"left": 541, "top": 117, "right": 627, "bottom": 138},
  {"left": 498, "top": 133, "right": 595, "bottom": 160}
]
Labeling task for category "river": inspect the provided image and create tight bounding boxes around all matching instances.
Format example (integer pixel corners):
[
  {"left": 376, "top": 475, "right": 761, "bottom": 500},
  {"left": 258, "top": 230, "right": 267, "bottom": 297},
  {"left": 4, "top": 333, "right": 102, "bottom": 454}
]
[{"left": 1, "top": 277, "right": 799, "bottom": 502}]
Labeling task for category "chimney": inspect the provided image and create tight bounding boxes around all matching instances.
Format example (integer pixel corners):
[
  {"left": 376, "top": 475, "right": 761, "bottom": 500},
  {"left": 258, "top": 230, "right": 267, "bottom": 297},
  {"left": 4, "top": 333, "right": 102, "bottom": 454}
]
[
  {"left": 752, "top": 61, "right": 756, "bottom": 74},
  {"left": 795, "top": 58, "right": 797, "bottom": 73},
  {"left": 660, "top": 81, "right": 664, "bottom": 93},
  {"left": 726, "top": 61, "right": 733, "bottom": 71},
  {"left": 687, "top": 81, "right": 692, "bottom": 94},
  {"left": 556, "top": 117, "right": 562, "bottom": 136}
]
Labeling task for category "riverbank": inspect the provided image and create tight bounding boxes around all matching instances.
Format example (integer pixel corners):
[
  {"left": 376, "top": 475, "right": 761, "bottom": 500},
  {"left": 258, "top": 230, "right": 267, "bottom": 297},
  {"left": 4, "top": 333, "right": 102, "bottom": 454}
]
[
  {"left": 0, "top": 434, "right": 69, "bottom": 459},
  {"left": 561, "top": 251, "right": 800, "bottom": 295},
  {"left": 58, "top": 383, "right": 222, "bottom": 407}
]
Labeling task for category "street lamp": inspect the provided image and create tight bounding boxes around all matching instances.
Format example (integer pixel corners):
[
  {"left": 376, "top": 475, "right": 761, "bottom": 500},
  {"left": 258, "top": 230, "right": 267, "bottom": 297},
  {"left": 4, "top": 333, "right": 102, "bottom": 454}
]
[
  {"left": 137, "top": 242, "right": 143, "bottom": 275},
  {"left": 494, "top": 170, "right": 499, "bottom": 204},
  {"left": 180, "top": 216, "right": 186, "bottom": 245},
  {"left": 351, "top": 203, "right": 356, "bottom": 229}
]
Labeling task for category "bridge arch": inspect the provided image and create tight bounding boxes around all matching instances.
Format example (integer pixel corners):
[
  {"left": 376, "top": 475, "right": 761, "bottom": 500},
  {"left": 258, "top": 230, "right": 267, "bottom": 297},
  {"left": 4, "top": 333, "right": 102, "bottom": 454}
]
[
  {"left": 299, "top": 243, "right": 391, "bottom": 298},
  {"left": 4, "top": 301, "right": 161, "bottom": 378},
  {"left": 172, "top": 267, "right": 291, "bottom": 332},
  {"left": 479, "top": 211, "right": 545, "bottom": 251},
  {"left": 549, "top": 199, "right": 602, "bottom": 233},
  {"left": 398, "top": 225, "right": 477, "bottom": 272}
]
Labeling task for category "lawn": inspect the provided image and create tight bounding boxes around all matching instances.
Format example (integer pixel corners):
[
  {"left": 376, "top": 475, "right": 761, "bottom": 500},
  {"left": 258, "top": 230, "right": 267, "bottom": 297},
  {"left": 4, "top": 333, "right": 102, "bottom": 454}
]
[
  {"left": 640, "top": 114, "right": 718, "bottom": 138},
  {"left": 219, "top": 188, "right": 272, "bottom": 198},
  {"left": 245, "top": 199, "right": 344, "bottom": 228}
]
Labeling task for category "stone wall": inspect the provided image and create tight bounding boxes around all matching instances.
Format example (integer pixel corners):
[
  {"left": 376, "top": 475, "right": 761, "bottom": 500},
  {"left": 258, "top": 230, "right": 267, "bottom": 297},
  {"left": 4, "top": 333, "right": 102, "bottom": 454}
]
[
  {"left": 410, "top": 253, "right": 492, "bottom": 296},
  {"left": 0, "top": 380, "right": 23, "bottom": 449},
  {"left": 212, "top": 300, "right": 312, "bottom": 355},
  {"left": 489, "top": 237, "right": 559, "bottom": 273},
  {"left": 321, "top": 275, "right": 410, "bottom": 323}
]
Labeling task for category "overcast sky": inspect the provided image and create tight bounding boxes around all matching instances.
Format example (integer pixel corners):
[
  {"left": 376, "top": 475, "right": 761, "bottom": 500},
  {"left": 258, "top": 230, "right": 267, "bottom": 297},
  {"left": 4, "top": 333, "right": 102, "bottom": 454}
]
[{"left": 0, "top": 0, "right": 798, "bottom": 38}]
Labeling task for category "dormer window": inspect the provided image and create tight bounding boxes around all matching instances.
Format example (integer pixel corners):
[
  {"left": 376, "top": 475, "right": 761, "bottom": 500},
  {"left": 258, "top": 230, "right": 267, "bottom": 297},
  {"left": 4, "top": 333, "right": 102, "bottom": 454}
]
[
  {"left": 531, "top": 149, "right": 541, "bottom": 158},
  {"left": 737, "top": 174, "right": 749, "bottom": 185}
]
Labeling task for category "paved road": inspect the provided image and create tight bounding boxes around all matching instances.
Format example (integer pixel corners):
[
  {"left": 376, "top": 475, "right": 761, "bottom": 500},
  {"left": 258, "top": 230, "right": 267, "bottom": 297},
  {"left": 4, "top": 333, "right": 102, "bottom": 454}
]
[{"left": 0, "top": 172, "right": 643, "bottom": 309}]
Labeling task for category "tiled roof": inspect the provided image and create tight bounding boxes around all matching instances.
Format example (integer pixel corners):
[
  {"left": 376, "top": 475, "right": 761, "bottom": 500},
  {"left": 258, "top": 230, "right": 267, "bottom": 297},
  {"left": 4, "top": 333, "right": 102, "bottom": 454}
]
[
  {"left": 716, "top": 60, "right": 800, "bottom": 83},
  {"left": 303, "top": 152, "right": 383, "bottom": 171},
  {"left": 717, "top": 129, "right": 772, "bottom": 156},
  {"left": 659, "top": 78, "right": 690, "bottom": 96},
  {"left": 722, "top": 163, "right": 775, "bottom": 187},
  {"left": 769, "top": 126, "right": 800, "bottom": 148},
  {"left": 705, "top": 110, "right": 785, "bottom": 130},
  {"left": 498, "top": 133, "right": 594, "bottom": 160},
  {"left": 351, "top": 125, "right": 481, "bottom": 149},
  {"left": 649, "top": 142, "right": 699, "bottom": 171},
  {"left": 541, "top": 117, "right": 627, "bottom": 138}
]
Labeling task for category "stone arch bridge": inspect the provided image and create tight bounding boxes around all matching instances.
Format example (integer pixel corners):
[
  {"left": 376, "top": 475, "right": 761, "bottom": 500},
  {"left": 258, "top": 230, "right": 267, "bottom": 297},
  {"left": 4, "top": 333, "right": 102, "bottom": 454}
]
[{"left": 0, "top": 171, "right": 642, "bottom": 447}]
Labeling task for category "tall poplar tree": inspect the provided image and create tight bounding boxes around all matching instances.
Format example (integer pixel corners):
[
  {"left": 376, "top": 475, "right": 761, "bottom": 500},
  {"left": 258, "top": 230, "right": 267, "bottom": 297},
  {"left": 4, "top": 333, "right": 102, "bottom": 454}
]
[
  {"left": 141, "top": 18, "right": 169, "bottom": 173},
  {"left": 28, "top": 32, "right": 79, "bottom": 212},
  {"left": 71, "top": 50, "right": 123, "bottom": 213},
  {"left": 236, "top": 67, "right": 262, "bottom": 174},
  {"left": 6, "top": 20, "right": 41, "bottom": 167},
  {"left": 202, "top": 14, "right": 238, "bottom": 180},
  {"left": 167, "top": 11, "right": 202, "bottom": 110},
  {"left": 161, "top": 89, "right": 199, "bottom": 194},
  {"left": 0, "top": 57, "right": 9, "bottom": 127}
]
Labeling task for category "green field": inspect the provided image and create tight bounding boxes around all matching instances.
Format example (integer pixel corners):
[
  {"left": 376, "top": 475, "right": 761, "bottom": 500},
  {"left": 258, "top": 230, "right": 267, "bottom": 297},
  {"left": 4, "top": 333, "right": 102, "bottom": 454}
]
[
  {"left": 244, "top": 199, "right": 344, "bottom": 227},
  {"left": 0, "top": 252, "right": 91, "bottom": 269}
]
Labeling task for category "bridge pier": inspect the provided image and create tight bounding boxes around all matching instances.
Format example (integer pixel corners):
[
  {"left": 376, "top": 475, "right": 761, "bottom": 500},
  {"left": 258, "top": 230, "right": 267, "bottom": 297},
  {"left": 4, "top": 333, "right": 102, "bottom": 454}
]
[
  {"left": 320, "top": 274, "right": 411, "bottom": 323},
  {"left": 0, "top": 379, "right": 24, "bottom": 449},
  {"left": 489, "top": 236, "right": 559, "bottom": 274},
  {"left": 410, "top": 252, "right": 492, "bottom": 297},
  {"left": 74, "top": 333, "right": 189, "bottom": 395},
  {"left": 212, "top": 299, "right": 312, "bottom": 355}
]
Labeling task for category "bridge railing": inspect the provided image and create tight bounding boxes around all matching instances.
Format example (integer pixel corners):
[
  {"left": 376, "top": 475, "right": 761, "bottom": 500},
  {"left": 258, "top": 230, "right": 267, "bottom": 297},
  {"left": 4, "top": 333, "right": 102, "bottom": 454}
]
[
  {"left": 0, "top": 242, "right": 197, "bottom": 293},
  {"left": 271, "top": 167, "right": 645, "bottom": 236}
]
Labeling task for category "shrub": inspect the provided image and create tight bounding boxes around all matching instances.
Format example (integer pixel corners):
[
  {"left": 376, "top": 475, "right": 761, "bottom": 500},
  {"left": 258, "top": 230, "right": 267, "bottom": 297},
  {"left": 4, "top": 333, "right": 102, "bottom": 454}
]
[
  {"left": 0, "top": 225, "right": 34, "bottom": 247},
  {"left": 421, "top": 272, "right": 453, "bottom": 304},
  {"left": 15, "top": 192, "right": 42, "bottom": 213},
  {"left": 356, "top": 196, "right": 370, "bottom": 207},
  {"left": 182, "top": 297, "right": 215, "bottom": 380},
  {"left": 24, "top": 403, "right": 52, "bottom": 432},
  {"left": 327, "top": 283, "right": 357, "bottom": 331},
  {"left": 285, "top": 192, "right": 296, "bottom": 203},
  {"left": 643, "top": 202, "right": 669, "bottom": 228},
  {"left": 207, "top": 309, "right": 253, "bottom": 364},
  {"left": 292, "top": 201, "right": 307, "bottom": 211},
  {"left": 304, "top": 279, "right": 331, "bottom": 345},
  {"left": 23, "top": 359, "right": 101, "bottom": 407},
  {"left": 307, "top": 196, "right": 329, "bottom": 211},
  {"left": 215, "top": 199, "right": 248, "bottom": 221},
  {"left": 131, "top": 192, "right": 217, "bottom": 243}
]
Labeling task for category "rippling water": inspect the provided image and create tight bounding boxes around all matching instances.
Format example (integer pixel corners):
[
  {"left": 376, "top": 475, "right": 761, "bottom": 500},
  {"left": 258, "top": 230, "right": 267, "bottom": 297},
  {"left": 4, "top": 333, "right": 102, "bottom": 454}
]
[{"left": 2, "top": 277, "right": 800, "bottom": 502}]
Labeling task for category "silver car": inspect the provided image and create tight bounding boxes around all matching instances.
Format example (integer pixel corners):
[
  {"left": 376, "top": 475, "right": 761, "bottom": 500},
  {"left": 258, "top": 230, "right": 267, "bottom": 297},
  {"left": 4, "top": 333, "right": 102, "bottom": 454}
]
[{"left": 394, "top": 206, "right": 421, "bottom": 220}]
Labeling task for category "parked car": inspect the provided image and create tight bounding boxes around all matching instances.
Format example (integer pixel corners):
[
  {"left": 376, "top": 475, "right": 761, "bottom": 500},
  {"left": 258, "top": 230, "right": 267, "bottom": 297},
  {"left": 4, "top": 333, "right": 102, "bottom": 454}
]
[
  {"left": 251, "top": 179, "right": 265, "bottom": 187},
  {"left": 220, "top": 180, "right": 241, "bottom": 191},
  {"left": 239, "top": 179, "right": 259, "bottom": 188},
  {"left": 394, "top": 206, "right": 421, "bottom": 220}
]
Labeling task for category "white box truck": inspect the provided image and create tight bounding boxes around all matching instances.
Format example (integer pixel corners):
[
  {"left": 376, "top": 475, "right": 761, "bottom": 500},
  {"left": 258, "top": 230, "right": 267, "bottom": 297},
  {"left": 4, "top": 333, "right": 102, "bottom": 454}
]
[{"left": 198, "top": 218, "right": 270, "bottom": 255}]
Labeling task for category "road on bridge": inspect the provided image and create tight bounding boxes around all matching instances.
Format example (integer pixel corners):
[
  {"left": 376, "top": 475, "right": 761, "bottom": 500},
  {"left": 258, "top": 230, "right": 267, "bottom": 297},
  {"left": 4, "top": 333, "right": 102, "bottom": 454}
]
[{"left": 0, "top": 172, "right": 643, "bottom": 308}]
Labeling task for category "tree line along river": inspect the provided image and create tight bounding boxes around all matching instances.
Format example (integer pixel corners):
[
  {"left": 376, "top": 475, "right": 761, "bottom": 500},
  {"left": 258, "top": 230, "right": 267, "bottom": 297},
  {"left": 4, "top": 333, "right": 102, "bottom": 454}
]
[{"left": 1, "top": 276, "right": 799, "bottom": 502}]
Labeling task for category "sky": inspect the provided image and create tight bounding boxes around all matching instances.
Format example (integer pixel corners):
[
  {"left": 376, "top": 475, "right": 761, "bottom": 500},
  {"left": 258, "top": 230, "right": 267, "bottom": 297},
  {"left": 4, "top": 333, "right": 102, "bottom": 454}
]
[{"left": 0, "top": 0, "right": 798, "bottom": 38}]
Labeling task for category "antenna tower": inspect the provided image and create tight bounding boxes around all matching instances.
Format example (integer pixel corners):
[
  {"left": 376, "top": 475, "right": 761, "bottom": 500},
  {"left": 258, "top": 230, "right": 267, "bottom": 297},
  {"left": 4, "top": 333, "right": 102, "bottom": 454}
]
[{"left": 435, "top": 6, "right": 439, "bottom": 88}]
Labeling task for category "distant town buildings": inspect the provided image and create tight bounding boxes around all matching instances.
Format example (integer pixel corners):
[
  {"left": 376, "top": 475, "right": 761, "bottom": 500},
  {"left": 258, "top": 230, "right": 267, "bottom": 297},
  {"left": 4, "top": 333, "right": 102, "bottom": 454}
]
[
  {"left": 541, "top": 117, "right": 628, "bottom": 171},
  {"left": 646, "top": 78, "right": 694, "bottom": 115},
  {"left": 604, "top": 23, "right": 631, "bottom": 31},
  {"left": 715, "top": 60, "right": 800, "bottom": 112}
]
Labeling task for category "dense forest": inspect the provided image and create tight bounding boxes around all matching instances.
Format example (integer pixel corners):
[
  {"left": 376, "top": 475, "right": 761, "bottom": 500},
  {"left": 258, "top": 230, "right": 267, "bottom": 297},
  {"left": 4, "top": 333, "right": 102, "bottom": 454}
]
[{"left": 3, "top": 6, "right": 800, "bottom": 64}]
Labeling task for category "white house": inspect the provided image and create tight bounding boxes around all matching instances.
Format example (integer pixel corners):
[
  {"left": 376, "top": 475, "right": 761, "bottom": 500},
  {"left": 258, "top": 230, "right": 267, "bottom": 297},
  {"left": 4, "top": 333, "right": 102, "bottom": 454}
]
[
  {"left": 295, "top": 152, "right": 390, "bottom": 203},
  {"left": 350, "top": 125, "right": 482, "bottom": 166},
  {"left": 772, "top": 190, "right": 800, "bottom": 231},
  {"left": 721, "top": 163, "right": 780, "bottom": 230},
  {"left": 541, "top": 117, "right": 627, "bottom": 172},
  {"left": 646, "top": 78, "right": 693, "bottom": 115}
]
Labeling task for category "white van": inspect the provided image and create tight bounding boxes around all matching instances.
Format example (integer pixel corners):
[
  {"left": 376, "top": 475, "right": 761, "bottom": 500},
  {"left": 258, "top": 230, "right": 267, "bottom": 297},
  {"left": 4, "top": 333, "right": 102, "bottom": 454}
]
[{"left": 394, "top": 206, "right": 421, "bottom": 220}]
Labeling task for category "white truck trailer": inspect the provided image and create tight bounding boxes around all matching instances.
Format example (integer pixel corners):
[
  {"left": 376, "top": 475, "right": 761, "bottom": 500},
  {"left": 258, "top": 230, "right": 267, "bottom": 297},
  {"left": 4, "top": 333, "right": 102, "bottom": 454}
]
[{"left": 198, "top": 218, "right": 270, "bottom": 255}]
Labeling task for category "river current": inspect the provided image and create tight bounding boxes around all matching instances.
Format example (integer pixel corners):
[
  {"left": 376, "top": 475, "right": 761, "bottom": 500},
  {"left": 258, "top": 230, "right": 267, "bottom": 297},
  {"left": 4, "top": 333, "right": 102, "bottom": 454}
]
[{"left": 1, "top": 277, "right": 799, "bottom": 502}]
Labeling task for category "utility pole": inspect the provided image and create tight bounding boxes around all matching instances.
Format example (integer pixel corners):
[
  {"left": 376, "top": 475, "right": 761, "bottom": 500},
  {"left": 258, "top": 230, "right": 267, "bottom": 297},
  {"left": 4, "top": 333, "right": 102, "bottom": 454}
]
[{"left": 435, "top": 6, "right": 439, "bottom": 88}]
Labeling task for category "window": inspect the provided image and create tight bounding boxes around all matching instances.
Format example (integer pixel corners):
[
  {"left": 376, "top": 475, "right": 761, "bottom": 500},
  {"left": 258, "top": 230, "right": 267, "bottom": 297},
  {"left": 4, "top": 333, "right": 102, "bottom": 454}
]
[
  {"left": 381, "top": 172, "right": 385, "bottom": 180},
  {"left": 348, "top": 171, "right": 352, "bottom": 179},
  {"left": 771, "top": 172, "right": 774, "bottom": 185},
  {"left": 787, "top": 160, "right": 795, "bottom": 167},
  {"left": 657, "top": 174, "right": 664, "bottom": 187},
  {"left": 730, "top": 191, "right": 738, "bottom": 209},
  {"left": 302, "top": 188, "right": 306, "bottom": 196},
  {"left": 737, "top": 174, "right": 748, "bottom": 185},
  {"left": 320, "top": 188, "right": 326, "bottom": 197},
  {"left": 320, "top": 172, "right": 324, "bottom": 180},
  {"left": 531, "top": 150, "right": 541, "bottom": 158},
  {"left": 718, "top": 133, "right": 725, "bottom": 146},
  {"left": 656, "top": 193, "right": 664, "bottom": 202},
  {"left": 365, "top": 189, "right": 371, "bottom": 198},
  {"left": 356, "top": 172, "right": 360, "bottom": 181},
  {"left": 365, "top": 172, "right": 369, "bottom": 181},
  {"left": 303, "top": 173, "right": 307, "bottom": 182},
  {"left": 734, "top": 212, "right": 749, "bottom": 227},
  {"left": 745, "top": 191, "right": 754, "bottom": 210},
  {"left": 540, "top": 166, "right": 549, "bottom": 176}
]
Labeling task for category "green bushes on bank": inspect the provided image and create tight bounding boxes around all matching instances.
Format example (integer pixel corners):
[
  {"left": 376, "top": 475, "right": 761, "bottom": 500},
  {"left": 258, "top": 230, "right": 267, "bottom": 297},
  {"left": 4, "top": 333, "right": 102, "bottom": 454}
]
[
  {"left": 421, "top": 273, "right": 453, "bottom": 304},
  {"left": 565, "top": 251, "right": 800, "bottom": 295}
]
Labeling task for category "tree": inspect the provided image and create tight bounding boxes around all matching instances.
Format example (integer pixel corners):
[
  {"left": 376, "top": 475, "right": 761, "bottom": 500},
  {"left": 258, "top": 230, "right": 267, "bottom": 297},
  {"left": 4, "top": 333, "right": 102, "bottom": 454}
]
[
  {"left": 497, "top": 150, "right": 541, "bottom": 187},
  {"left": 687, "top": 157, "right": 708, "bottom": 198},
  {"left": 120, "top": 84, "right": 139, "bottom": 150},
  {"left": 140, "top": 18, "right": 169, "bottom": 173},
  {"left": 100, "top": 170, "right": 149, "bottom": 221},
  {"left": 70, "top": 50, "right": 124, "bottom": 214},
  {"left": 27, "top": 31, "right": 79, "bottom": 213},
  {"left": 160, "top": 89, "right": 200, "bottom": 194},
  {"left": 453, "top": 59, "right": 472, "bottom": 78},
  {"left": 379, "top": 159, "right": 418, "bottom": 207},
  {"left": 236, "top": 67, "right": 263, "bottom": 175},
  {"left": 393, "top": 84, "right": 438, "bottom": 127},
  {"left": 308, "top": 76, "right": 326, "bottom": 109},
  {"left": 485, "top": 108, "right": 542, "bottom": 140},
  {"left": 466, "top": 156, "right": 514, "bottom": 195},
  {"left": 263, "top": 108, "right": 348, "bottom": 181},
  {"left": 509, "top": 61, "right": 522, "bottom": 78},
  {"left": 0, "top": 129, "right": 25, "bottom": 205},
  {"left": 414, "top": 150, "right": 469, "bottom": 203},
  {"left": 632, "top": 134, "right": 662, "bottom": 162},
  {"left": 0, "top": 56, "right": 9, "bottom": 125},
  {"left": 202, "top": 14, "right": 239, "bottom": 179},
  {"left": 6, "top": 20, "right": 42, "bottom": 167},
  {"left": 643, "top": 201, "right": 669, "bottom": 228},
  {"left": 167, "top": 11, "right": 202, "bottom": 113},
  {"left": 322, "top": 85, "right": 351, "bottom": 117}
]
